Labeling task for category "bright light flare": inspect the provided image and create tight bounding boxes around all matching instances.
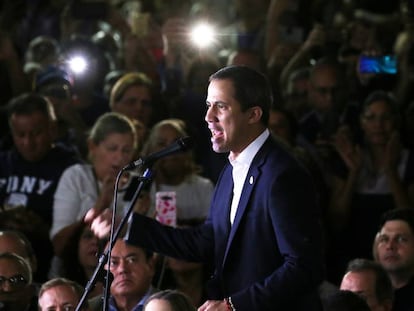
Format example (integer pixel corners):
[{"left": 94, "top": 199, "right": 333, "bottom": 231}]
[
  {"left": 68, "top": 55, "right": 88, "bottom": 74},
  {"left": 190, "top": 23, "right": 215, "bottom": 48}
]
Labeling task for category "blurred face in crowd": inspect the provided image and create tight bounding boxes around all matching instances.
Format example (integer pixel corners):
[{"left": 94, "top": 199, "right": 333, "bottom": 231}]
[
  {"left": 10, "top": 111, "right": 55, "bottom": 162},
  {"left": 308, "top": 65, "right": 340, "bottom": 114},
  {"left": 108, "top": 240, "right": 154, "bottom": 300},
  {"left": 151, "top": 124, "right": 189, "bottom": 179},
  {"left": 78, "top": 228, "right": 99, "bottom": 271},
  {"left": 0, "top": 255, "right": 34, "bottom": 311},
  {"left": 340, "top": 270, "right": 388, "bottom": 311},
  {"left": 375, "top": 220, "right": 414, "bottom": 275},
  {"left": 112, "top": 85, "right": 153, "bottom": 126},
  {"left": 285, "top": 75, "right": 309, "bottom": 120},
  {"left": 89, "top": 131, "right": 135, "bottom": 181},
  {"left": 0, "top": 257, "right": 29, "bottom": 294},
  {"left": 360, "top": 100, "right": 396, "bottom": 146},
  {"left": 38, "top": 284, "right": 81, "bottom": 311}
]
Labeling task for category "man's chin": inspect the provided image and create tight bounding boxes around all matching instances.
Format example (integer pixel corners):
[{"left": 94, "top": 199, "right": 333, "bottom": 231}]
[{"left": 212, "top": 142, "right": 228, "bottom": 154}]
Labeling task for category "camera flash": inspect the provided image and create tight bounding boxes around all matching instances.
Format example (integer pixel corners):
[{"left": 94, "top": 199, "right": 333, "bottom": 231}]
[
  {"left": 68, "top": 55, "right": 88, "bottom": 74},
  {"left": 190, "top": 23, "right": 215, "bottom": 48}
]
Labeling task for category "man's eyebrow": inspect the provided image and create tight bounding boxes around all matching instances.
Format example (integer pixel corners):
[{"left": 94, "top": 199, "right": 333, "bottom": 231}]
[
  {"left": 206, "top": 100, "right": 226, "bottom": 105},
  {"left": 111, "top": 252, "right": 139, "bottom": 259}
]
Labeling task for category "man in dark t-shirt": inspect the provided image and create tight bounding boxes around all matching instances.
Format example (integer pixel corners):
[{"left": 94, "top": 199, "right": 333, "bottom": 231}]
[
  {"left": 0, "top": 93, "right": 80, "bottom": 281},
  {"left": 374, "top": 208, "right": 414, "bottom": 311}
]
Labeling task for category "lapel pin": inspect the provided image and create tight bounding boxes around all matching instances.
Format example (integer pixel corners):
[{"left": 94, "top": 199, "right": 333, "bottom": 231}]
[{"left": 249, "top": 176, "right": 254, "bottom": 185}]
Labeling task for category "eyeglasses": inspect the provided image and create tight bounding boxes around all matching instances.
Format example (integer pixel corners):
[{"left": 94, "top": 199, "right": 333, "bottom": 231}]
[
  {"left": 376, "top": 234, "right": 413, "bottom": 246},
  {"left": 0, "top": 274, "right": 28, "bottom": 290}
]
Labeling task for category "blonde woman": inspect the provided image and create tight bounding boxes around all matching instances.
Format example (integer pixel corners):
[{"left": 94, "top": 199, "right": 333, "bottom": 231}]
[{"left": 50, "top": 112, "right": 142, "bottom": 257}]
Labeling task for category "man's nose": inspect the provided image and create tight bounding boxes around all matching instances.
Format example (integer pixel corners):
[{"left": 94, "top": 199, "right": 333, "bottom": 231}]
[
  {"left": 385, "top": 239, "right": 397, "bottom": 249},
  {"left": 116, "top": 259, "right": 130, "bottom": 272},
  {"left": 21, "top": 135, "right": 33, "bottom": 147},
  {"left": 205, "top": 106, "right": 216, "bottom": 123}
]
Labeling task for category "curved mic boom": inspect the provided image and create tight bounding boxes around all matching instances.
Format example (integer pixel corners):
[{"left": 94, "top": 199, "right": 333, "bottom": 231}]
[{"left": 123, "top": 136, "right": 193, "bottom": 170}]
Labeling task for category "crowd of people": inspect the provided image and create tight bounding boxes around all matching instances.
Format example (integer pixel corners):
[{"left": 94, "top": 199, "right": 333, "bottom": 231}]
[{"left": 1, "top": 0, "right": 414, "bottom": 310}]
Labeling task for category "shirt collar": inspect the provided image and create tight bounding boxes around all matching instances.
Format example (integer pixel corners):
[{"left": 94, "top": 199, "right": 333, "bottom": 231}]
[
  {"left": 109, "top": 287, "right": 154, "bottom": 311},
  {"left": 229, "top": 129, "right": 269, "bottom": 167}
]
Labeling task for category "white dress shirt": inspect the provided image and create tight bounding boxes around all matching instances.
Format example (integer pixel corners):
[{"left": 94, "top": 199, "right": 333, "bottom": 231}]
[{"left": 229, "top": 129, "right": 269, "bottom": 224}]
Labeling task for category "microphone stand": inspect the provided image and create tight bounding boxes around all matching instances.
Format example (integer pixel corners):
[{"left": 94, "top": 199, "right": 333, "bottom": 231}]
[{"left": 75, "top": 167, "right": 153, "bottom": 311}]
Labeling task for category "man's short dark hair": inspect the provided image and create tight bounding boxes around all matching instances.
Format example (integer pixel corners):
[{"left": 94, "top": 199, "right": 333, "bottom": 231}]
[
  {"left": 7, "top": 92, "right": 56, "bottom": 123},
  {"left": 378, "top": 208, "right": 414, "bottom": 234},
  {"left": 209, "top": 65, "right": 273, "bottom": 126}
]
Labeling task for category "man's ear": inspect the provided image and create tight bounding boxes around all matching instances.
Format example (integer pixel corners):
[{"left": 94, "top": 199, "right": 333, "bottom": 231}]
[{"left": 247, "top": 106, "right": 263, "bottom": 124}]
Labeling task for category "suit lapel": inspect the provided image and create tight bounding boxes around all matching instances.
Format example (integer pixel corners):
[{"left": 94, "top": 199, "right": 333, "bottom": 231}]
[
  {"left": 215, "top": 165, "right": 233, "bottom": 262},
  {"left": 221, "top": 140, "right": 270, "bottom": 267}
]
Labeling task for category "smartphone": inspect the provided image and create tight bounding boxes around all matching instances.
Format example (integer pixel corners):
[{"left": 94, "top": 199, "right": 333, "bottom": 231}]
[
  {"left": 155, "top": 191, "right": 177, "bottom": 227},
  {"left": 358, "top": 55, "right": 397, "bottom": 74}
]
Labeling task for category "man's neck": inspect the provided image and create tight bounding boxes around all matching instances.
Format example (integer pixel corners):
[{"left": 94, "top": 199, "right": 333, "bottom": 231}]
[{"left": 389, "top": 270, "right": 414, "bottom": 289}]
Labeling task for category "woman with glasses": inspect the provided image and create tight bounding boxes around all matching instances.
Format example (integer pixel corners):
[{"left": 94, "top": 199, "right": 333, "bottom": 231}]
[{"left": 326, "top": 90, "right": 414, "bottom": 283}]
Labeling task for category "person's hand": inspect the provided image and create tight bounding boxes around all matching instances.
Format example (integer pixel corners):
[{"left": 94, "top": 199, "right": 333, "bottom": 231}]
[
  {"left": 85, "top": 208, "right": 116, "bottom": 239},
  {"left": 198, "top": 300, "right": 229, "bottom": 311},
  {"left": 333, "top": 126, "right": 362, "bottom": 173}
]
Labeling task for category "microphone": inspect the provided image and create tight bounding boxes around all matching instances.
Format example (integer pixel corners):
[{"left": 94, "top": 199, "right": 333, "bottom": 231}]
[{"left": 123, "top": 136, "right": 193, "bottom": 170}]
